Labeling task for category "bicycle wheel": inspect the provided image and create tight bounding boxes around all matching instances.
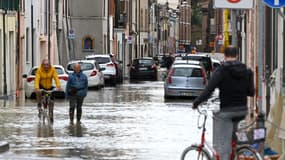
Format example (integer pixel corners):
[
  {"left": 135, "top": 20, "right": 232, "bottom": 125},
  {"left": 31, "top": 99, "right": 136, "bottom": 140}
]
[
  {"left": 234, "top": 146, "right": 262, "bottom": 160},
  {"left": 181, "top": 145, "right": 212, "bottom": 160}
]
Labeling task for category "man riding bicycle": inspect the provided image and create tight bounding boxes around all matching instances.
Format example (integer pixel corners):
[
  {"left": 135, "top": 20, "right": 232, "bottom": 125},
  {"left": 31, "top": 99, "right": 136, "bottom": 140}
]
[
  {"left": 192, "top": 46, "right": 255, "bottom": 160},
  {"left": 34, "top": 59, "right": 62, "bottom": 122}
]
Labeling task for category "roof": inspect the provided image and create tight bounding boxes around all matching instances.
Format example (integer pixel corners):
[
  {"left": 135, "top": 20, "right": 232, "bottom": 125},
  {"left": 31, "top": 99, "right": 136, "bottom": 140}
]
[
  {"left": 85, "top": 54, "right": 111, "bottom": 58},
  {"left": 67, "top": 59, "right": 97, "bottom": 64},
  {"left": 173, "top": 60, "right": 200, "bottom": 65},
  {"left": 32, "top": 64, "right": 64, "bottom": 69},
  {"left": 172, "top": 64, "right": 202, "bottom": 69}
]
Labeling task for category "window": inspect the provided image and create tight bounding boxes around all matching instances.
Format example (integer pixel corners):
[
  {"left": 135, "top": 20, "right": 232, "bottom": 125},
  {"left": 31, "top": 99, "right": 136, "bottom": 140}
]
[{"left": 82, "top": 36, "right": 94, "bottom": 51}]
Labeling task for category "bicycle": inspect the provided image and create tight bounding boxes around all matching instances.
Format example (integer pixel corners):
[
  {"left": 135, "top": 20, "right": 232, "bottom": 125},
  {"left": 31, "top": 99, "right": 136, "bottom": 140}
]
[
  {"left": 39, "top": 89, "right": 55, "bottom": 124},
  {"left": 180, "top": 109, "right": 264, "bottom": 160}
]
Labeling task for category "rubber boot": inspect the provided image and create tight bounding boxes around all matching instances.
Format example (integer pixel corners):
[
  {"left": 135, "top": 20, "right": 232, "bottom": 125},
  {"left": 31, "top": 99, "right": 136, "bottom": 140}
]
[
  {"left": 49, "top": 104, "right": 54, "bottom": 123},
  {"left": 77, "top": 111, "right": 82, "bottom": 123},
  {"left": 69, "top": 111, "right": 74, "bottom": 124},
  {"left": 38, "top": 103, "right": 42, "bottom": 119}
]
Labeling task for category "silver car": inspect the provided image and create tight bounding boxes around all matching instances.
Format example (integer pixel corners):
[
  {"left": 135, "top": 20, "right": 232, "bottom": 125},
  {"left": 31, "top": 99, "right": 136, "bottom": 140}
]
[{"left": 164, "top": 64, "right": 207, "bottom": 99}]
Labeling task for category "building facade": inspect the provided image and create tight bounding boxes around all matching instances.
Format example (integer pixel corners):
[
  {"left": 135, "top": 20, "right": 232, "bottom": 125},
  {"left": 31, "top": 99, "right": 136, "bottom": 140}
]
[
  {"left": 64, "top": 0, "right": 110, "bottom": 60},
  {"left": 0, "top": 1, "right": 19, "bottom": 97}
]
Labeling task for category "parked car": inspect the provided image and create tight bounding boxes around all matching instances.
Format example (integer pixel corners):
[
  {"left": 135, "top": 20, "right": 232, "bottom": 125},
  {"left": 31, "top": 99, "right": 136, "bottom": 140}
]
[
  {"left": 66, "top": 60, "right": 105, "bottom": 88},
  {"left": 22, "top": 65, "right": 68, "bottom": 98},
  {"left": 212, "top": 58, "right": 221, "bottom": 70},
  {"left": 129, "top": 57, "right": 157, "bottom": 81},
  {"left": 85, "top": 54, "right": 118, "bottom": 85},
  {"left": 181, "top": 54, "right": 213, "bottom": 79},
  {"left": 164, "top": 64, "right": 207, "bottom": 99},
  {"left": 173, "top": 59, "right": 201, "bottom": 66}
]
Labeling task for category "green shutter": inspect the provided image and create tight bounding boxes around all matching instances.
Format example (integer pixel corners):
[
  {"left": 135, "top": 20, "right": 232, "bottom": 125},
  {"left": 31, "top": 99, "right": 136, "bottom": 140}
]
[{"left": 0, "top": 0, "right": 19, "bottom": 10}]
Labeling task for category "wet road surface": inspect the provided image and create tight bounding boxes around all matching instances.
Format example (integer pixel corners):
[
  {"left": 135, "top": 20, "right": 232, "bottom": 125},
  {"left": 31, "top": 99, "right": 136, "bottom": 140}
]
[{"left": 0, "top": 81, "right": 218, "bottom": 160}]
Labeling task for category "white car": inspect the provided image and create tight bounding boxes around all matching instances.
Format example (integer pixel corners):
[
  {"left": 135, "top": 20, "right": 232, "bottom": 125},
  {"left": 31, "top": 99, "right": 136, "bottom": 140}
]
[
  {"left": 85, "top": 54, "right": 117, "bottom": 85},
  {"left": 22, "top": 65, "right": 69, "bottom": 98},
  {"left": 66, "top": 60, "right": 105, "bottom": 88}
]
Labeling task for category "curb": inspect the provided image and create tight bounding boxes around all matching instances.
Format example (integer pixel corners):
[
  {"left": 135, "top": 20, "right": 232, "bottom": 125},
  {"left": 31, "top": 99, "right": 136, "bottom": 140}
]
[{"left": 0, "top": 141, "right": 9, "bottom": 153}]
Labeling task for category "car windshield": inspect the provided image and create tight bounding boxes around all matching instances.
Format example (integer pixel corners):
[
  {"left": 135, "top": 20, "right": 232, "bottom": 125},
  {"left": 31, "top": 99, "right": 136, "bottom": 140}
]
[
  {"left": 173, "top": 67, "right": 202, "bottom": 77},
  {"left": 182, "top": 56, "right": 212, "bottom": 71},
  {"left": 138, "top": 59, "right": 153, "bottom": 65},
  {"left": 67, "top": 63, "right": 94, "bottom": 71},
  {"left": 31, "top": 67, "right": 64, "bottom": 75},
  {"left": 86, "top": 57, "right": 110, "bottom": 64}
]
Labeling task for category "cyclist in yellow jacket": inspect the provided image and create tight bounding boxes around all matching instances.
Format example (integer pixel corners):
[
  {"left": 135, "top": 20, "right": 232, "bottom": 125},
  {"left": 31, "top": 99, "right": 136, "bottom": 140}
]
[{"left": 34, "top": 59, "right": 62, "bottom": 120}]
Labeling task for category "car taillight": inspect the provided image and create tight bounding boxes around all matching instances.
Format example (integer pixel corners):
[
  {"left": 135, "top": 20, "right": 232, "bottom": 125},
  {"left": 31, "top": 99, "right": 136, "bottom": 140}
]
[
  {"left": 107, "top": 63, "right": 115, "bottom": 67},
  {"left": 151, "top": 64, "right": 157, "bottom": 69},
  {"left": 90, "top": 70, "right": 97, "bottom": 76},
  {"left": 27, "top": 77, "right": 35, "bottom": 83},
  {"left": 59, "top": 76, "right": 68, "bottom": 81},
  {"left": 167, "top": 68, "right": 174, "bottom": 84},
  {"left": 201, "top": 69, "right": 206, "bottom": 85}
]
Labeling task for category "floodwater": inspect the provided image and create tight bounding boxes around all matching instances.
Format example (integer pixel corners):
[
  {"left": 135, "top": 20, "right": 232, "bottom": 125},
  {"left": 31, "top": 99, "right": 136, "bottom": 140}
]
[{"left": 0, "top": 81, "right": 218, "bottom": 160}]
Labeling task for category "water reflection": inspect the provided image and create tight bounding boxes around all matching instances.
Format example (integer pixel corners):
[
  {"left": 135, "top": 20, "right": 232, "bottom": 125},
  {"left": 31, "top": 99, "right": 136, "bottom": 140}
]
[
  {"left": 67, "top": 122, "right": 86, "bottom": 137},
  {"left": 36, "top": 123, "right": 54, "bottom": 138}
]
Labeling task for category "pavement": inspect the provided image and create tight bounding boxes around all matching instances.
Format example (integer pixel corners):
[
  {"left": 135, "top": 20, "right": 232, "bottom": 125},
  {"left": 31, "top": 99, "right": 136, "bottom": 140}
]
[{"left": 0, "top": 141, "right": 9, "bottom": 153}]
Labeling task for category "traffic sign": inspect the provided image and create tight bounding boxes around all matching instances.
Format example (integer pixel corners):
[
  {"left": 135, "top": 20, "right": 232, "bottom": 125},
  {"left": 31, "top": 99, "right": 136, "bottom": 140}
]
[
  {"left": 68, "top": 29, "right": 75, "bottom": 39},
  {"left": 214, "top": 0, "right": 253, "bottom": 9},
  {"left": 127, "top": 36, "right": 132, "bottom": 44},
  {"left": 263, "top": 0, "right": 285, "bottom": 8}
]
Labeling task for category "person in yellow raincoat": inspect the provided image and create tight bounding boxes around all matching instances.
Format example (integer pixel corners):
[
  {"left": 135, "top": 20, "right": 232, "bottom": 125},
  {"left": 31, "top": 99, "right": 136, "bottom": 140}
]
[{"left": 34, "top": 59, "right": 62, "bottom": 122}]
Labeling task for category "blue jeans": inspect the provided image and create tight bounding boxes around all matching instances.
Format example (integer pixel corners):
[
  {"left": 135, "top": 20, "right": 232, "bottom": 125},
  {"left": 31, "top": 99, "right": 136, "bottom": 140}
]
[{"left": 213, "top": 110, "right": 248, "bottom": 160}]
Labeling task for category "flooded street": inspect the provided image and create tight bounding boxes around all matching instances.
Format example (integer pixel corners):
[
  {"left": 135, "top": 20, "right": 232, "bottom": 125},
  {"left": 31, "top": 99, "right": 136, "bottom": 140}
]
[{"left": 0, "top": 81, "right": 217, "bottom": 160}]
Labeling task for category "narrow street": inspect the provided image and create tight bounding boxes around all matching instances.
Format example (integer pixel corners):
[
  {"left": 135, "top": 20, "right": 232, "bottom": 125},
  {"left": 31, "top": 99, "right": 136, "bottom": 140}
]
[{"left": 0, "top": 81, "right": 217, "bottom": 160}]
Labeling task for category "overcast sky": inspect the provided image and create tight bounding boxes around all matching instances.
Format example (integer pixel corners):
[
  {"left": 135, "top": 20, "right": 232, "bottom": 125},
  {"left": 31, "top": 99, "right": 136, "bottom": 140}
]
[{"left": 157, "top": 0, "right": 179, "bottom": 8}]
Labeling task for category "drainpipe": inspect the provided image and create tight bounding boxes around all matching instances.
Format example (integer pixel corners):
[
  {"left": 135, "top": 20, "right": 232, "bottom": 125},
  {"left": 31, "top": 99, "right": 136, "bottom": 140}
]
[
  {"left": 138, "top": 0, "right": 141, "bottom": 57},
  {"left": 31, "top": 4, "right": 34, "bottom": 66},
  {"left": 107, "top": 0, "right": 110, "bottom": 54},
  {"left": 241, "top": 12, "right": 245, "bottom": 63},
  {"left": 257, "top": 0, "right": 265, "bottom": 157},
  {"left": 3, "top": 10, "right": 7, "bottom": 95},
  {"left": 16, "top": 3, "right": 21, "bottom": 93},
  {"left": 48, "top": 0, "right": 51, "bottom": 61}
]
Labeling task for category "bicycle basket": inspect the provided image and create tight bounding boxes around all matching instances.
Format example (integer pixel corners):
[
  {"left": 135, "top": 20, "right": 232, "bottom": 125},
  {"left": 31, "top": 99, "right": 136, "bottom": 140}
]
[{"left": 235, "top": 127, "right": 266, "bottom": 144}]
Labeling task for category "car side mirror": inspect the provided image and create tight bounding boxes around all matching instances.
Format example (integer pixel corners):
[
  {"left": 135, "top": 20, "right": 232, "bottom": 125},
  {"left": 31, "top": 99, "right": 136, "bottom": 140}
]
[{"left": 22, "top": 74, "right": 27, "bottom": 78}]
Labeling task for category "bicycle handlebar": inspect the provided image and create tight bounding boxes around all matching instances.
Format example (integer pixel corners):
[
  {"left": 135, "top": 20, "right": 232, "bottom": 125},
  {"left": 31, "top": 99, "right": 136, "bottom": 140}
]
[{"left": 39, "top": 89, "right": 56, "bottom": 95}]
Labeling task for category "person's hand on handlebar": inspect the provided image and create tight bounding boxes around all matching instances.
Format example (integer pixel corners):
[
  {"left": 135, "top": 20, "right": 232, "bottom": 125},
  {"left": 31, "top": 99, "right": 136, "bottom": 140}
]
[{"left": 56, "top": 87, "right": 63, "bottom": 91}]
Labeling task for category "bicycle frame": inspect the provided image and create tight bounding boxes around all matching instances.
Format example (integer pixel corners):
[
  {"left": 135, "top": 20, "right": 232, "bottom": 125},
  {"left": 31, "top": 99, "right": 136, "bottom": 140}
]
[
  {"left": 197, "top": 110, "right": 262, "bottom": 160},
  {"left": 197, "top": 113, "right": 221, "bottom": 160},
  {"left": 40, "top": 89, "right": 54, "bottom": 123}
]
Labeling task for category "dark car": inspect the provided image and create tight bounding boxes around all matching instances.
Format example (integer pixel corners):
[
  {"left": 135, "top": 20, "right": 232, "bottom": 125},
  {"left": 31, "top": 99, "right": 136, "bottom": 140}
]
[
  {"left": 129, "top": 57, "right": 157, "bottom": 81},
  {"left": 182, "top": 54, "right": 213, "bottom": 79}
]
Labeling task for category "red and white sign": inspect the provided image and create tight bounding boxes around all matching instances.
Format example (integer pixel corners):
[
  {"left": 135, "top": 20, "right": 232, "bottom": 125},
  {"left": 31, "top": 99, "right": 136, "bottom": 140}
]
[
  {"left": 214, "top": 0, "right": 253, "bottom": 9},
  {"left": 228, "top": 0, "right": 240, "bottom": 3}
]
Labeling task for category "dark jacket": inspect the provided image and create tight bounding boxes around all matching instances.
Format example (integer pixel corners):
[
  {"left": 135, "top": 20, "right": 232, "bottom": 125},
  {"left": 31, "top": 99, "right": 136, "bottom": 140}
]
[
  {"left": 65, "top": 71, "right": 88, "bottom": 98},
  {"left": 193, "top": 60, "right": 254, "bottom": 111}
]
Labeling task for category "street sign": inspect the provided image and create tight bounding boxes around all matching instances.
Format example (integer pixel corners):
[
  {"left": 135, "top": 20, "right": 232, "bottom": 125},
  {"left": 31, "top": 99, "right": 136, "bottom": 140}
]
[
  {"left": 127, "top": 36, "right": 132, "bottom": 44},
  {"left": 263, "top": 0, "right": 285, "bottom": 8},
  {"left": 68, "top": 29, "right": 75, "bottom": 39},
  {"left": 214, "top": 0, "right": 254, "bottom": 9}
]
